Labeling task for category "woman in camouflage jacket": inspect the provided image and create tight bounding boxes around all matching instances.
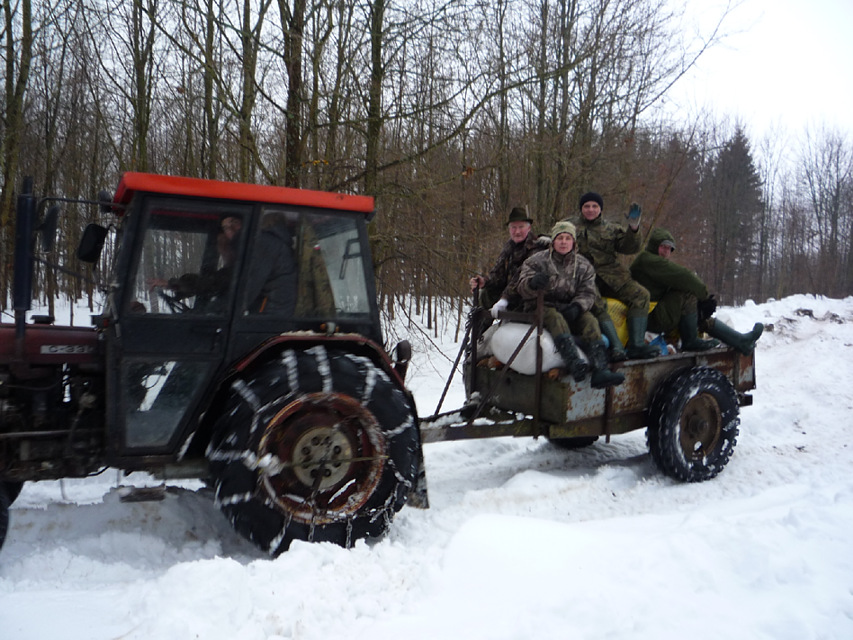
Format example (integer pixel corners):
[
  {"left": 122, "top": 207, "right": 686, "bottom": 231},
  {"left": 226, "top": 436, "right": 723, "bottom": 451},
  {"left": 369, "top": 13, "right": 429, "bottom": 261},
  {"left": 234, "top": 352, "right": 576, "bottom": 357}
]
[{"left": 513, "top": 221, "right": 623, "bottom": 388}]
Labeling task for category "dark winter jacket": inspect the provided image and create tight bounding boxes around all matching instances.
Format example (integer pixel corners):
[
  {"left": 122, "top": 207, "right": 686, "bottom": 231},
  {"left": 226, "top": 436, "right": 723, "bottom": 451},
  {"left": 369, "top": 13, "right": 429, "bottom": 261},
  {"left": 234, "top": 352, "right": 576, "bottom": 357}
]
[
  {"left": 483, "top": 232, "right": 551, "bottom": 304},
  {"left": 168, "top": 232, "right": 240, "bottom": 305},
  {"left": 294, "top": 223, "right": 335, "bottom": 316},
  {"left": 630, "top": 228, "right": 709, "bottom": 301},
  {"left": 570, "top": 214, "right": 642, "bottom": 291},
  {"left": 245, "top": 217, "right": 298, "bottom": 315},
  {"left": 515, "top": 246, "right": 598, "bottom": 313}
]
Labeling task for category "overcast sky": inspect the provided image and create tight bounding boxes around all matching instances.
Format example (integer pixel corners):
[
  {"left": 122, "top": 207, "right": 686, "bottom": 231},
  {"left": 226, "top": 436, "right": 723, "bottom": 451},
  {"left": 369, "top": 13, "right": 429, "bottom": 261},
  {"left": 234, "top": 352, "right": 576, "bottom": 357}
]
[{"left": 661, "top": 0, "right": 853, "bottom": 138}]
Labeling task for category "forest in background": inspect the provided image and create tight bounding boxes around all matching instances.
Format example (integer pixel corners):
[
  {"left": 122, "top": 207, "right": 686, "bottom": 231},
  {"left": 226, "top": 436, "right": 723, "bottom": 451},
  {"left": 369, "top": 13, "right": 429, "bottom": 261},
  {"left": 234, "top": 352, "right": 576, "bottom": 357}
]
[{"left": 1, "top": 0, "right": 851, "bottom": 333}]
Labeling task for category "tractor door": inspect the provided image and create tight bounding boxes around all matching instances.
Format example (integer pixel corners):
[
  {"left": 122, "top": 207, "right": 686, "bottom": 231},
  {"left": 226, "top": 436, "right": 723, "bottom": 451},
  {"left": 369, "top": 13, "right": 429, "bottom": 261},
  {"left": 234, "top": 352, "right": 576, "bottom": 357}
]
[{"left": 107, "top": 196, "right": 251, "bottom": 457}]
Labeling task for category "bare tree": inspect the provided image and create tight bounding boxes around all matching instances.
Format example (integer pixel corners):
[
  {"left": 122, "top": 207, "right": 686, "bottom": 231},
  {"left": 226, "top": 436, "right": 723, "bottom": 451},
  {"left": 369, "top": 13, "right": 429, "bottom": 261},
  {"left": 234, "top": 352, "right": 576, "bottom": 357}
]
[
  {"left": 801, "top": 125, "right": 853, "bottom": 297},
  {"left": 276, "top": 0, "right": 305, "bottom": 187},
  {"left": 1, "top": 0, "right": 33, "bottom": 226}
]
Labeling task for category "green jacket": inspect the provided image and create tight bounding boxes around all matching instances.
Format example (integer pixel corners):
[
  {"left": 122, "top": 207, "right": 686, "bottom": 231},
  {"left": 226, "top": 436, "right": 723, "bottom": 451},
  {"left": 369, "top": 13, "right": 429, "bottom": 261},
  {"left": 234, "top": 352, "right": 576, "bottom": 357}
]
[
  {"left": 630, "top": 228, "right": 709, "bottom": 301},
  {"left": 571, "top": 214, "right": 642, "bottom": 291}
]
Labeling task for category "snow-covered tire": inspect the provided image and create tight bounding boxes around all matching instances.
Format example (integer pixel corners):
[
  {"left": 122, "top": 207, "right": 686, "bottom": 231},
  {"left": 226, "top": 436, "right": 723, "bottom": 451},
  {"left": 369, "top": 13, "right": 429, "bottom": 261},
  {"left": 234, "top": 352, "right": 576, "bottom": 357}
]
[
  {"left": 207, "top": 346, "right": 419, "bottom": 555},
  {"left": 4, "top": 481, "right": 23, "bottom": 505},
  {"left": 646, "top": 366, "right": 739, "bottom": 482},
  {"left": 0, "top": 482, "right": 10, "bottom": 552}
]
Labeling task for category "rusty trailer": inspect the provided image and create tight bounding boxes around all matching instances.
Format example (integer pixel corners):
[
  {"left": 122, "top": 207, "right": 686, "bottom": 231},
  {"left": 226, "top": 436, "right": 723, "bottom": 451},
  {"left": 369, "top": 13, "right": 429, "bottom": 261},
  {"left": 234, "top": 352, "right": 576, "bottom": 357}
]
[{"left": 420, "top": 303, "right": 756, "bottom": 483}]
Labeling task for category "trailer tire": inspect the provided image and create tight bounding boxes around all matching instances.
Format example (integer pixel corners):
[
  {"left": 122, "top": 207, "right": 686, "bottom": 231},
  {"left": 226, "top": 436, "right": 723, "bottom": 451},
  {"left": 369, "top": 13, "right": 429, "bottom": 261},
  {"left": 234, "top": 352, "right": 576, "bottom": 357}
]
[
  {"left": 548, "top": 436, "right": 599, "bottom": 450},
  {"left": 207, "top": 346, "right": 419, "bottom": 555},
  {"left": 3, "top": 481, "right": 23, "bottom": 505},
  {"left": 646, "top": 366, "right": 739, "bottom": 482},
  {"left": 0, "top": 482, "right": 10, "bottom": 552}
]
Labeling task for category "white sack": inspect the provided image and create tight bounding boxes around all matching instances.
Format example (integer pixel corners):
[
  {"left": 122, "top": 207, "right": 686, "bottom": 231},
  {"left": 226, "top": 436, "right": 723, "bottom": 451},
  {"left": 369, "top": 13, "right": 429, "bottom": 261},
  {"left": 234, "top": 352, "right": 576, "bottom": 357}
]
[{"left": 489, "top": 322, "right": 568, "bottom": 375}]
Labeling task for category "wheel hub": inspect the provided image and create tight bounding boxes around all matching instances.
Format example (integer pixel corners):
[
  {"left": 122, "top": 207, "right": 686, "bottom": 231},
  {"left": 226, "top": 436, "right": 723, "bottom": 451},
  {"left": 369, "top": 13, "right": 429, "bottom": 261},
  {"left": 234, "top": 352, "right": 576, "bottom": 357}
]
[
  {"left": 291, "top": 425, "right": 354, "bottom": 490},
  {"left": 680, "top": 393, "right": 722, "bottom": 459},
  {"left": 257, "top": 392, "right": 387, "bottom": 524}
]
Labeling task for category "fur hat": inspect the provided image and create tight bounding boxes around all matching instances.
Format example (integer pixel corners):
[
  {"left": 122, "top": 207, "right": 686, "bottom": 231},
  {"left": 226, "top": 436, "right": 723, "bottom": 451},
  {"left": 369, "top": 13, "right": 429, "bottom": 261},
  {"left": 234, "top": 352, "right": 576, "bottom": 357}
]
[
  {"left": 550, "top": 220, "right": 577, "bottom": 241},
  {"left": 578, "top": 191, "right": 604, "bottom": 210},
  {"left": 506, "top": 206, "right": 533, "bottom": 225}
]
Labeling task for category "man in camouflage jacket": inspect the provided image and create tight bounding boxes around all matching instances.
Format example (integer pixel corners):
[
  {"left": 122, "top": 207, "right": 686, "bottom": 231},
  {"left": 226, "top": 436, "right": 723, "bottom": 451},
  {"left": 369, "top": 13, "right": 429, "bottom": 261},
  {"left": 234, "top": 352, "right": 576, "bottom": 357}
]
[
  {"left": 470, "top": 206, "right": 550, "bottom": 316},
  {"left": 567, "top": 192, "right": 658, "bottom": 359}
]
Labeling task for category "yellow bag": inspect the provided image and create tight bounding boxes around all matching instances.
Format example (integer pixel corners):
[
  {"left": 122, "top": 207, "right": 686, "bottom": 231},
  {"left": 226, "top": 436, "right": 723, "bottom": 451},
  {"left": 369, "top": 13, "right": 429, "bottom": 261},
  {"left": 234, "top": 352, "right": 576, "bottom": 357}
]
[{"left": 605, "top": 298, "right": 658, "bottom": 346}]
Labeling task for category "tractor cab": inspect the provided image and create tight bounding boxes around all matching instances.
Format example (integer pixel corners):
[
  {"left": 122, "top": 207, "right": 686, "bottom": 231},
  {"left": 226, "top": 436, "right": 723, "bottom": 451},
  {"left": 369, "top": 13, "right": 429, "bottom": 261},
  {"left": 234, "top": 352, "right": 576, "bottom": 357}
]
[
  {"left": 2, "top": 173, "right": 422, "bottom": 555},
  {"left": 96, "top": 173, "right": 384, "bottom": 462}
]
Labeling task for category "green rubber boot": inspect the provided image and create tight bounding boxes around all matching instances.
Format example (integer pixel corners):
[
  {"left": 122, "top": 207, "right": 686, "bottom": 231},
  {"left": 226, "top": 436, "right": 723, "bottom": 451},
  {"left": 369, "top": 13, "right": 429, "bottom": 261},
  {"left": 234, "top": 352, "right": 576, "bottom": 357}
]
[
  {"left": 679, "top": 312, "right": 719, "bottom": 351},
  {"left": 704, "top": 317, "right": 764, "bottom": 355},
  {"left": 598, "top": 317, "right": 628, "bottom": 362},
  {"left": 626, "top": 314, "right": 660, "bottom": 359}
]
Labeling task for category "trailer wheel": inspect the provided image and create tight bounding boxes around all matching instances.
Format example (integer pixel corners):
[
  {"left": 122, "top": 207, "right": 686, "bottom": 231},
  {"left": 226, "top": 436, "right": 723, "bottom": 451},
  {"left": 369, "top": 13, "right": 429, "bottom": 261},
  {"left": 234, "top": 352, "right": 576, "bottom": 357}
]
[
  {"left": 207, "top": 346, "right": 419, "bottom": 555},
  {"left": 646, "top": 366, "right": 739, "bottom": 482},
  {"left": 0, "top": 482, "right": 10, "bottom": 552},
  {"left": 3, "top": 481, "right": 23, "bottom": 504},
  {"left": 548, "top": 436, "right": 599, "bottom": 450}
]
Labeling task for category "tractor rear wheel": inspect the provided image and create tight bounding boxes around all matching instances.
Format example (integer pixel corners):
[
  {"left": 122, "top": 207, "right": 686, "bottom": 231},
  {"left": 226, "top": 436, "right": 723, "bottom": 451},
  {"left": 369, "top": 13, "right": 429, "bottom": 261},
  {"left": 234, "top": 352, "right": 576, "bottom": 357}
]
[
  {"left": 646, "top": 366, "right": 739, "bottom": 482},
  {"left": 0, "top": 483, "right": 10, "bottom": 552},
  {"left": 4, "top": 481, "right": 23, "bottom": 505},
  {"left": 207, "top": 346, "right": 419, "bottom": 554}
]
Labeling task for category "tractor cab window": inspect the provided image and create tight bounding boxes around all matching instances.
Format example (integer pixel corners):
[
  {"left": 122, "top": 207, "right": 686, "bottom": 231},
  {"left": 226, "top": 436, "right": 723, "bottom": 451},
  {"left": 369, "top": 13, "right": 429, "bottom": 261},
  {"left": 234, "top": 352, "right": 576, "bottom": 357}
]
[
  {"left": 244, "top": 207, "right": 370, "bottom": 318},
  {"left": 129, "top": 206, "right": 246, "bottom": 315}
]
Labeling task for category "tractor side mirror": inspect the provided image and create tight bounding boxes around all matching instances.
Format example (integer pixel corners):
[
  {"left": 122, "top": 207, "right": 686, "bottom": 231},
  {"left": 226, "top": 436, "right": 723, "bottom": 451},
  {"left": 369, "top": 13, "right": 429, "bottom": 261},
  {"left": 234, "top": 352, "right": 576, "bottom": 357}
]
[
  {"left": 39, "top": 204, "right": 60, "bottom": 252},
  {"left": 77, "top": 223, "right": 108, "bottom": 263}
]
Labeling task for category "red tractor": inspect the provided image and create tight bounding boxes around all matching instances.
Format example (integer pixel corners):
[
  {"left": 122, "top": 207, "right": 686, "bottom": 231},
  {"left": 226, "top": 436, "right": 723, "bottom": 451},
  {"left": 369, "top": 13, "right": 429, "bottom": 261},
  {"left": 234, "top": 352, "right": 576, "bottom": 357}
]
[{"left": 0, "top": 174, "right": 425, "bottom": 554}]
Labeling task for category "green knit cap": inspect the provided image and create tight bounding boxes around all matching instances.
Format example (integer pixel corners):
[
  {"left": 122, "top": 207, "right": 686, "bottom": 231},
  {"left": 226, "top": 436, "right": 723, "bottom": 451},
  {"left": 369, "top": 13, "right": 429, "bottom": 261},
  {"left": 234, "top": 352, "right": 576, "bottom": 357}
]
[{"left": 550, "top": 220, "right": 576, "bottom": 241}]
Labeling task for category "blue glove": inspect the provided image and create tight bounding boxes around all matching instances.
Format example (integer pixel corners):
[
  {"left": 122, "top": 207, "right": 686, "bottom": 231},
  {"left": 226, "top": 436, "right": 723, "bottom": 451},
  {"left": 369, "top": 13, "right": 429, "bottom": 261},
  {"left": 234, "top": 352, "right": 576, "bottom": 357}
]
[
  {"left": 528, "top": 272, "right": 549, "bottom": 291},
  {"left": 626, "top": 203, "right": 642, "bottom": 224}
]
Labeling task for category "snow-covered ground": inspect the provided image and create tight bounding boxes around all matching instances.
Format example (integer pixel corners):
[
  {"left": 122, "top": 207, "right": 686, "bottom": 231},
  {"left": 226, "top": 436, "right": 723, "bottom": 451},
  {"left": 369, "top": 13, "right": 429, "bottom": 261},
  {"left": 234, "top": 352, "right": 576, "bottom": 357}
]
[{"left": 2, "top": 294, "right": 852, "bottom": 640}]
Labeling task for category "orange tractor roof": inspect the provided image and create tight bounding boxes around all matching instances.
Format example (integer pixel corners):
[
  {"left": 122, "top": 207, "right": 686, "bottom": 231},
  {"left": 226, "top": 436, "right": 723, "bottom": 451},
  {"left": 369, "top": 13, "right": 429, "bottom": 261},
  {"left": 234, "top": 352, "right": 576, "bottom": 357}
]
[{"left": 114, "top": 172, "right": 375, "bottom": 214}]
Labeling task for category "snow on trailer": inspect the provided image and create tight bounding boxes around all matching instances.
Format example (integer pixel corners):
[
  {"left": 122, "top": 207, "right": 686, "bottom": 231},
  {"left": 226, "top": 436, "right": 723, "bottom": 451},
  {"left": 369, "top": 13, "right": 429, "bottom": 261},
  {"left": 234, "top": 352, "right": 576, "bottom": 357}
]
[{"left": 419, "top": 301, "right": 755, "bottom": 483}]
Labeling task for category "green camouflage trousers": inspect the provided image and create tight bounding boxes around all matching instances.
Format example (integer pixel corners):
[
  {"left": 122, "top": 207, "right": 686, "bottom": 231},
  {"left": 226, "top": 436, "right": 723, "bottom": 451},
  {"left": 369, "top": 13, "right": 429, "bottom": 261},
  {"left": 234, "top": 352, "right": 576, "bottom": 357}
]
[
  {"left": 648, "top": 291, "right": 697, "bottom": 333},
  {"left": 597, "top": 279, "right": 650, "bottom": 315},
  {"left": 543, "top": 307, "right": 601, "bottom": 344}
]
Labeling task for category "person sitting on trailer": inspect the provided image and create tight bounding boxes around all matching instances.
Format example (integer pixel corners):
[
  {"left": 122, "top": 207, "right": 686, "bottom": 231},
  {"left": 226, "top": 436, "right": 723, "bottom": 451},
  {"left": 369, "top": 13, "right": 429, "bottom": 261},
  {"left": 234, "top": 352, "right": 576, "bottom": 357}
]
[
  {"left": 513, "top": 221, "right": 624, "bottom": 388},
  {"left": 469, "top": 206, "right": 550, "bottom": 333},
  {"left": 630, "top": 227, "right": 763, "bottom": 354},
  {"left": 566, "top": 192, "right": 659, "bottom": 359}
]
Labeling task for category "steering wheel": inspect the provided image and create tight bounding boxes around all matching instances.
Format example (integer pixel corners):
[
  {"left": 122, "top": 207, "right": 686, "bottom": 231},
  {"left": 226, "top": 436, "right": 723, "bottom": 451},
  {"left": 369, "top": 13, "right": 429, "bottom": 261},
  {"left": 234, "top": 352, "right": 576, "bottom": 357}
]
[{"left": 157, "top": 288, "right": 191, "bottom": 314}]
